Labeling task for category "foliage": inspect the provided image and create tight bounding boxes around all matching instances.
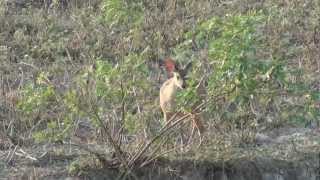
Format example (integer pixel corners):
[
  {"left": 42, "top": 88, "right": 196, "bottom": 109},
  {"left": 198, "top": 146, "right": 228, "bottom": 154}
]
[
  {"left": 93, "top": 54, "right": 153, "bottom": 135},
  {"left": 1, "top": 0, "right": 319, "bottom": 162},
  {"left": 17, "top": 53, "right": 153, "bottom": 142},
  {"left": 175, "top": 10, "right": 319, "bottom": 141},
  {"left": 18, "top": 72, "right": 56, "bottom": 116},
  {"left": 101, "top": 0, "right": 144, "bottom": 27}
]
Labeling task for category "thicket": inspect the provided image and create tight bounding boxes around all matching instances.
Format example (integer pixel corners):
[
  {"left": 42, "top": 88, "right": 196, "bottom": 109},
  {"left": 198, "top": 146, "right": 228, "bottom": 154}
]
[{"left": 1, "top": 0, "right": 319, "bottom": 174}]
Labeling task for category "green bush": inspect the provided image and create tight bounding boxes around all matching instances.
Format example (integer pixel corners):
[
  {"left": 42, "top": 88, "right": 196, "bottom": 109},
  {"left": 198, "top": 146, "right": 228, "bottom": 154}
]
[
  {"left": 174, "top": 10, "right": 319, "bottom": 140},
  {"left": 2, "top": 0, "right": 319, "bottom": 158}
]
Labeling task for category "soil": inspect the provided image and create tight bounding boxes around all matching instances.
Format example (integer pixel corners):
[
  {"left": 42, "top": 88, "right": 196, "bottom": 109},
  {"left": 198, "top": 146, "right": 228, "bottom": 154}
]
[{"left": 1, "top": 127, "right": 320, "bottom": 180}]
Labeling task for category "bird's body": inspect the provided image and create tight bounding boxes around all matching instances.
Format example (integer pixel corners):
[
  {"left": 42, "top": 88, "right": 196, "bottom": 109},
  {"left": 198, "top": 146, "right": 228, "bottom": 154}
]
[{"left": 159, "top": 58, "right": 205, "bottom": 140}]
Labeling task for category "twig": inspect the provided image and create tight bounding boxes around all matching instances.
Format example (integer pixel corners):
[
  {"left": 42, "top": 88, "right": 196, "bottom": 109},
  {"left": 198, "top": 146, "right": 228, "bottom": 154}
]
[
  {"left": 126, "top": 112, "right": 179, "bottom": 166},
  {"left": 91, "top": 111, "right": 139, "bottom": 180},
  {"left": 139, "top": 148, "right": 176, "bottom": 168},
  {"left": 139, "top": 142, "right": 177, "bottom": 168},
  {"left": 15, "top": 149, "right": 38, "bottom": 161},
  {"left": 6, "top": 145, "right": 18, "bottom": 164},
  {"left": 128, "top": 87, "right": 236, "bottom": 169},
  {"left": 139, "top": 135, "right": 169, "bottom": 166},
  {"left": 6, "top": 146, "right": 38, "bottom": 164},
  {"left": 18, "top": 62, "right": 39, "bottom": 70},
  {"left": 65, "top": 48, "right": 76, "bottom": 68},
  {"left": 128, "top": 112, "right": 191, "bottom": 168},
  {"left": 68, "top": 142, "right": 104, "bottom": 157},
  {"left": 92, "top": 111, "right": 129, "bottom": 169}
]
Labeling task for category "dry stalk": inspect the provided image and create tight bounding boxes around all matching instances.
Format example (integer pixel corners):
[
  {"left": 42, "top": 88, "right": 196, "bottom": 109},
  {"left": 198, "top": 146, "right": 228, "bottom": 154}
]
[
  {"left": 128, "top": 86, "right": 236, "bottom": 169},
  {"left": 128, "top": 112, "right": 190, "bottom": 168},
  {"left": 92, "top": 111, "right": 129, "bottom": 168}
]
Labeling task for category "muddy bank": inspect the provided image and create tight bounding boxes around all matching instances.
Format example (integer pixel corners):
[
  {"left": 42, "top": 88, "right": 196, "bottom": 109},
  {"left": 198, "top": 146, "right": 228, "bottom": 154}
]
[
  {"left": 1, "top": 127, "right": 320, "bottom": 180},
  {"left": 3, "top": 152, "right": 318, "bottom": 180},
  {"left": 78, "top": 155, "right": 320, "bottom": 180}
]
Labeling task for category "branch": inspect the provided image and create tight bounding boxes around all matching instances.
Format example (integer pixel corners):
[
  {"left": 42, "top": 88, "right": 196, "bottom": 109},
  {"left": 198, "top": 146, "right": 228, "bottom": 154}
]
[
  {"left": 128, "top": 86, "right": 236, "bottom": 169},
  {"left": 92, "top": 110, "right": 129, "bottom": 169}
]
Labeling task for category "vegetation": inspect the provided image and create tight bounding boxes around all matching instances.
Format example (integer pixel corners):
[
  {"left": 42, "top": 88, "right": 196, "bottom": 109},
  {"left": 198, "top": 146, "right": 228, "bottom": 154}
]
[{"left": 0, "top": 0, "right": 319, "bottom": 179}]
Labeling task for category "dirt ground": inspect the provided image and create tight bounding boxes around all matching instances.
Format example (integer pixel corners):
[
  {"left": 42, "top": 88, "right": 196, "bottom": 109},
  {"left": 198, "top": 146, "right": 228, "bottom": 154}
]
[{"left": 1, "top": 127, "right": 320, "bottom": 180}]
